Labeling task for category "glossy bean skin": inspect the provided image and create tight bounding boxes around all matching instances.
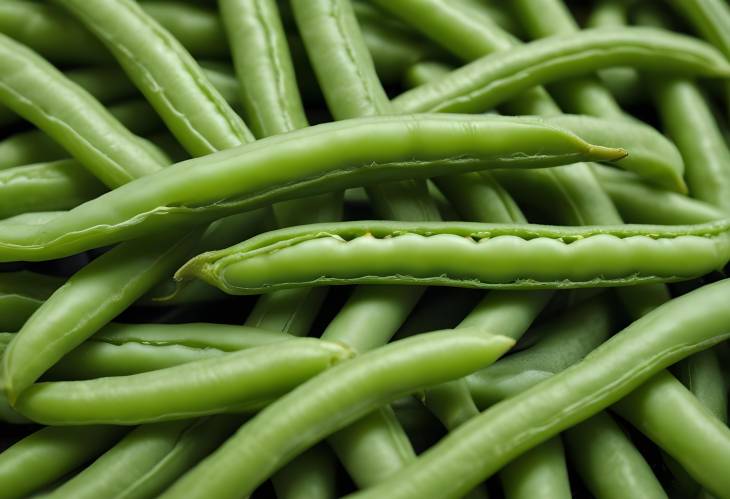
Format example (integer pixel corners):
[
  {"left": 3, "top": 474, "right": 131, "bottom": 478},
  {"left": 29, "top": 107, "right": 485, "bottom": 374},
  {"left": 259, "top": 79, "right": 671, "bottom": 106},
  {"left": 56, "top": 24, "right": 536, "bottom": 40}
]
[
  {"left": 2, "top": 231, "right": 199, "bottom": 401},
  {"left": 393, "top": 28, "right": 730, "bottom": 114},
  {"left": 42, "top": 322, "right": 294, "bottom": 379},
  {"left": 0, "top": 272, "right": 63, "bottom": 331},
  {"left": 564, "top": 412, "right": 668, "bottom": 499},
  {"left": 55, "top": 0, "right": 252, "bottom": 156},
  {"left": 675, "top": 348, "right": 728, "bottom": 423},
  {"left": 42, "top": 417, "right": 239, "bottom": 499},
  {"left": 348, "top": 279, "right": 730, "bottom": 499},
  {"left": 0, "top": 34, "right": 165, "bottom": 187},
  {"left": 0, "top": 160, "right": 105, "bottom": 220},
  {"left": 543, "top": 115, "right": 686, "bottom": 192},
  {"left": 593, "top": 166, "right": 725, "bottom": 225},
  {"left": 0, "top": 426, "right": 127, "bottom": 499},
  {"left": 613, "top": 370, "right": 730, "bottom": 496},
  {"left": 178, "top": 220, "right": 730, "bottom": 294},
  {"left": 500, "top": 437, "right": 572, "bottom": 499},
  {"left": 160, "top": 329, "right": 514, "bottom": 498},
  {"left": 0, "top": 114, "right": 623, "bottom": 262},
  {"left": 14, "top": 338, "right": 352, "bottom": 425}
]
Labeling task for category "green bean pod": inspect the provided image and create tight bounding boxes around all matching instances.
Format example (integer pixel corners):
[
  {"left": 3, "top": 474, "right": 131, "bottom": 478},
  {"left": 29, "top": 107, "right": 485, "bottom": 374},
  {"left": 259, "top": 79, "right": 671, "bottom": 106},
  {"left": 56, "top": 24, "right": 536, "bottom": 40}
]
[
  {"left": 500, "top": 437, "right": 572, "bottom": 499},
  {"left": 593, "top": 166, "right": 725, "bottom": 225},
  {"left": 0, "top": 114, "right": 624, "bottom": 262},
  {"left": 393, "top": 27, "right": 730, "bottom": 114},
  {"left": 347, "top": 278, "right": 730, "bottom": 499},
  {"left": 55, "top": 0, "right": 253, "bottom": 156},
  {"left": 0, "top": 272, "right": 63, "bottom": 331},
  {"left": 2, "top": 231, "right": 200, "bottom": 402},
  {"left": 177, "top": 220, "right": 730, "bottom": 294},
  {"left": 42, "top": 322, "right": 294, "bottom": 379},
  {"left": 0, "top": 34, "right": 165, "bottom": 187},
  {"left": 543, "top": 114, "right": 686, "bottom": 192},
  {"left": 42, "top": 417, "right": 239, "bottom": 499},
  {"left": 0, "top": 160, "right": 105, "bottom": 220},
  {"left": 159, "top": 328, "right": 514, "bottom": 498},
  {"left": 0, "top": 426, "right": 127, "bottom": 499},
  {"left": 15, "top": 338, "right": 352, "bottom": 425}
]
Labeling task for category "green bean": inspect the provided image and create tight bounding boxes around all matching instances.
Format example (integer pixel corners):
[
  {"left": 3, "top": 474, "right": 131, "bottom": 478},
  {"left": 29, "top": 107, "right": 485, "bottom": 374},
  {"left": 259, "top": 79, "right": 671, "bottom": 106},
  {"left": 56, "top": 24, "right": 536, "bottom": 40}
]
[
  {"left": 292, "top": 0, "right": 437, "bottom": 487},
  {"left": 675, "top": 348, "right": 728, "bottom": 423},
  {"left": 564, "top": 411, "right": 667, "bottom": 499},
  {"left": 159, "top": 328, "right": 514, "bottom": 498},
  {"left": 177, "top": 220, "right": 730, "bottom": 294},
  {"left": 137, "top": 1, "right": 228, "bottom": 59},
  {"left": 2, "top": 230, "right": 199, "bottom": 401},
  {"left": 15, "top": 338, "right": 352, "bottom": 425},
  {"left": 0, "top": 114, "right": 624, "bottom": 262},
  {"left": 221, "top": 0, "right": 307, "bottom": 138},
  {"left": 543, "top": 114, "right": 686, "bottom": 192},
  {"left": 500, "top": 437, "right": 572, "bottom": 499},
  {"left": 651, "top": 78, "right": 730, "bottom": 213},
  {"left": 404, "top": 61, "right": 452, "bottom": 89},
  {"left": 0, "top": 1, "right": 229, "bottom": 64},
  {"left": 509, "top": 0, "right": 627, "bottom": 119},
  {"left": 667, "top": 0, "right": 730, "bottom": 59},
  {"left": 0, "top": 34, "right": 165, "bottom": 187},
  {"left": 0, "top": 0, "right": 109, "bottom": 64},
  {"left": 42, "top": 417, "right": 239, "bottom": 499},
  {"left": 0, "top": 272, "right": 63, "bottom": 331},
  {"left": 326, "top": 406, "right": 416, "bottom": 488},
  {"left": 55, "top": 0, "right": 253, "bottom": 156},
  {"left": 586, "top": 0, "right": 643, "bottom": 107},
  {"left": 468, "top": 295, "right": 619, "bottom": 407},
  {"left": 272, "top": 444, "right": 338, "bottom": 499},
  {"left": 202, "top": 1, "right": 337, "bottom": 338},
  {"left": 348, "top": 278, "right": 730, "bottom": 499},
  {"left": 393, "top": 28, "right": 730, "bottom": 114},
  {"left": 0, "top": 426, "right": 127, "bottom": 499},
  {"left": 41, "top": 322, "right": 294, "bottom": 379},
  {"left": 593, "top": 165, "right": 725, "bottom": 225},
  {"left": 434, "top": 172, "right": 526, "bottom": 225},
  {"left": 613, "top": 370, "right": 730, "bottom": 496},
  {"left": 0, "top": 160, "right": 105, "bottom": 220}
]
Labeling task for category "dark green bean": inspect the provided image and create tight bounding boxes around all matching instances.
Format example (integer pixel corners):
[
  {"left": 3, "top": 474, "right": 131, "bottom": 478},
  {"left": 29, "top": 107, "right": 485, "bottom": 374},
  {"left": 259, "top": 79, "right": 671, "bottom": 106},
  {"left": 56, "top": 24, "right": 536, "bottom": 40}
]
[
  {"left": 0, "top": 426, "right": 127, "bottom": 499},
  {"left": 42, "top": 417, "right": 239, "bottom": 499},
  {"left": 348, "top": 279, "right": 730, "bottom": 499},
  {"left": 15, "top": 338, "right": 352, "bottom": 425}
]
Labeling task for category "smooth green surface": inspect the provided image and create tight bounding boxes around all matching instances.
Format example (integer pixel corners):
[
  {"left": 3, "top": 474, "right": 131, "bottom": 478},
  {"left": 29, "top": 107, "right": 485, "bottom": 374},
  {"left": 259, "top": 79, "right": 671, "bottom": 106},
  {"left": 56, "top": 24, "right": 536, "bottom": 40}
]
[
  {"left": 179, "top": 220, "right": 730, "bottom": 294},
  {"left": 15, "top": 338, "right": 352, "bottom": 425},
  {"left": 348, "top": 279, "right": 730, "bottom": 499},
  {"left": 161, "top": 328, "right": 514, "bottom": 498}
]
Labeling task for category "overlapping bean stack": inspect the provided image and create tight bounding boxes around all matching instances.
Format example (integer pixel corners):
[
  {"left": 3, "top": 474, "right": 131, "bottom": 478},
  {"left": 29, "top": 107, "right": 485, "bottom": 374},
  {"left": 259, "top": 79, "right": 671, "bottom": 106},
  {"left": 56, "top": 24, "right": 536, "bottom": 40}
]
[{"left": 1, "top": 0, "right": 730, "bottom": 497}]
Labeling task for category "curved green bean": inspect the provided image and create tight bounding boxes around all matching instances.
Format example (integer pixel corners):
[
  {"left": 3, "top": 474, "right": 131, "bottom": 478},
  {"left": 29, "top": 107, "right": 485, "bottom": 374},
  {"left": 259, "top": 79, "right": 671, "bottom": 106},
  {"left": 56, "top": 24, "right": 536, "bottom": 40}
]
[
  {"left": 348, "top": 278, "right": 730, "bottom": 499},
  {"left": 272, "top": 444, "right": 337, "bottom": 499},
  {"left": 0, "top": 33, "right": 165, "bottom": 187},
  {"left": 15, "top": 338, "right": 352, "bottom": 425},
  {"left": 613, "top": 370, "right": 730, "bottom": 496},
  {"left": 0, "top": 114, "right": 624, "bottom": 262},
  {"left": 393, "top": 28, "right": 730, "bottom": 114},
  {"left": 500, "top": 437, "right": 572, "bottom": 499},
  {"left": 0, "top": 272, "right": 63, "bottom": 331},
  {"left": 2, "top": 230, "right": 199, "bottom": 401},
  {"left": 544, "top": 114, "right": 686, "bottom": 192},
  {"left": 667, "top": 0, "right": 730, "bottom": 58},
  {"left": 593, "top": 165, "right": 725, "bottom": 225},
  {"left": 43, "top": 417, "right": 239, "bottom": 499},
  {"left": 0, "top": 160, "right": 105, "bottom": 220},
  {"left": 55, "top": 0, "right": 253, "bottom": 156},
  {"left": 42, "top": 322, "right": 294, "bottom": 379},
  {"left": 0, "top": 426, "right": 126, "bottom": 499},
  {"left": 564, "top": 411, "right": 667, "bottom": 499},
  {"left": 159, "top": 328, "right": 514, "bottom": 498},
  {"left": 178, "top": 220, "right": 730, "bottom": 294}
]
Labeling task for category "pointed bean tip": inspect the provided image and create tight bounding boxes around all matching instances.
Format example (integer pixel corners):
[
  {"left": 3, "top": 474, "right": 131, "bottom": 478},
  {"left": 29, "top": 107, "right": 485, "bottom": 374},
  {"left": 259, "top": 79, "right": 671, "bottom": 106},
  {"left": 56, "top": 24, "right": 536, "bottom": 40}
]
[{"left": 593, "top": 146, "right": 628, "bottom": 162}]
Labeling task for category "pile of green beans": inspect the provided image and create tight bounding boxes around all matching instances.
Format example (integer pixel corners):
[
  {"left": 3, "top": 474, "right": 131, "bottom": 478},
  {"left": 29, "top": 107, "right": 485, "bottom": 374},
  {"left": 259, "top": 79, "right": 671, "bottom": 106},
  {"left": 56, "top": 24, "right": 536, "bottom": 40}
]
[{"left": 0, "top": 0, "right": 729, "bottom": 498}]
